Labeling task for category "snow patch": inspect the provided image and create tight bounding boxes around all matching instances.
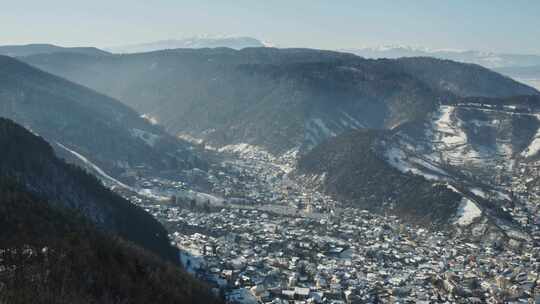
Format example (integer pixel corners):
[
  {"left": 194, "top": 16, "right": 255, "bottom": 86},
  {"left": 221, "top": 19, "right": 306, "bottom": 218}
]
[
  {"left": 385, "top": 147, "right": 446, "bottom": 180},
  {"left": 311, "top": 118, "right": 337, "bottom": 137},
  {"left": 493, "top": 191, "right": 511, "bottom": 201},
  {"left": 177, "top": 133, "right": 205, "bottom": 145},
  {"left": 454, "top": 198, "right": 482, "bottom": 226},
  {"left": 57, "top": 142, "right": 171, "bottom": 202},
  {"left": 179, "top": 250, "right": 205, "bottom": 274},
  {"left": 137, "top": 189, "right": 171, "bottom": 202},
  {"left": 428, "top": 105, "right": 507, "bottom": 165},
  {"left": 219, "top": 143, "right": 275, "bottom": 161},
  {"left": 434, "top": 106, "right": 468, "bottom": 146},
  {"left": 141, "top": 113, "right": 159, "bottom": 125},
  {"left": 226, "top": 288, "right": 258, "bottom": 304},
  {"left": 192, "top": 191, "right": 225, "bottom": 205},
  {"left": 445, "top": 184, "right": 461, "bottom": 194},
  {"left": 470, "top": 188, "right": 487, "bottom": 199},
  {"left": 521, "top": 115, "right": 540, "bottom": 158},
  {"left": 56, "top": 142, "right": 133, "bottom": 190},
  {"left": 341, "top": 111, "right": 364, "bottom": 128},
  {"left": 130, "top": 128, "right": 160, "bottom": 147}
]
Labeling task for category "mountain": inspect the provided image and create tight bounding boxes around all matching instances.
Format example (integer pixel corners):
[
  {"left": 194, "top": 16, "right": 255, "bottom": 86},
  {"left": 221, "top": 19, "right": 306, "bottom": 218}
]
[
  {"left": 496, "top": 65, "right": 540, "bottom": 80},
  {"left": 379, "top": 95, "right": 540, "bottom": 224},
  {"left": 0, "top": 180, "right": 220, "bottom": 304},
  {"left": 13, "top": 46, "right": 538, "bottom": 236},
  {"left": 0, "top": 43, "right": 110, "bottom": 57},
  {"left": 394, "top": 57, "right": 539, "bottom": 98},
  {"left": 294, "top": 126, "right": 532, "bottom": 243},
  {"left": 389, "top": 95, "right": 540, "bottom": 179},
  {"left": 294, "top": 95, "right": 540, "bottom": 235},
  {"left": 495, "top": 65, "right": 540, "bottom": 91},
  {"left": 342, "top": 46, "right": 540, "bottom": 69},
  {"left": 0, "top": 117, "right": 177, "bottom": 261},
  {"left": 106, "top": 36, "right": 267, "bottom": 53},
  {"left": 343, "top": 46, "right": 540, "bottom": 91},
  {"left": 21, "top": 48, "right": 538, "bottom": 156},
  {"left": 0, "top": 55, "right": 204, "bottom": 183},
  {"left": 295, "top": 129, "right": 462, "bottom": 226}
]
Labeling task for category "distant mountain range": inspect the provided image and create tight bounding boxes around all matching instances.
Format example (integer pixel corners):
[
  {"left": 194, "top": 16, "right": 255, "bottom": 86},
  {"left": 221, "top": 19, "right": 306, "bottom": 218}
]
[
  {"left": 343, "top": 46, "right": 540, "bottom": 90},
  {"left": 0, "top": 43, "right": 110, "bottom": 57},
  {"left": 106, "top": 36, "right": 268, "bottom": 53},
  {"left": 11, "top": 46, "right": 540, "bottom": 230},
  {"left": 494, "top": 65, "right": 540, "bottom": 91},
  {"left": 342, "top": 46, "right": 540, "bottom": 68},
  {"left": 20, "top": 48, "right": 538, "bottom": 155}
]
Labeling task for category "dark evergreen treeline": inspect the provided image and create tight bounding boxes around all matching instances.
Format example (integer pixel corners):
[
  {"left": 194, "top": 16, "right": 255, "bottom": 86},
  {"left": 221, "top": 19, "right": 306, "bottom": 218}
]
[
  {"left": 0, "top": 118, "right": 176, "bottom": 262},
  {"left": 297, "top": 129, "right": 461, "bottom": 225},
  {"left": 21, "top": 48, "right": 538, "bottom": 153},
  {"left": 0, "top": 179, "right": 220, "bottom": 304}
]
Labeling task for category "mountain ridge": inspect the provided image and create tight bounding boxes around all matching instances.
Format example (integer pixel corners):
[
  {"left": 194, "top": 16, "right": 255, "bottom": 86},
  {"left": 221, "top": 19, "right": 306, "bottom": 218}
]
[
  {"left": 0, "top": 170, "right": 219, "bottom": 304},
  {"left": 0, "top": 117, "right": 177, "bottom": 261},
  {"left": 341, "top": 46, "right": 540, "bottom": 68},
  {"left": 294, "top": 129, "right": 463, "bottom": 225},
  {"left": 0, "top": 55, "right": 205, "bottom": 183},
  {"left": 20, "top": 48, "right": 539, "bottom": 156},
  {"left": 0, "top": 43, "right": 110, "bottom": 57},
  {"left": 106, "top": 36, "right": 268, "bottom": 53}
]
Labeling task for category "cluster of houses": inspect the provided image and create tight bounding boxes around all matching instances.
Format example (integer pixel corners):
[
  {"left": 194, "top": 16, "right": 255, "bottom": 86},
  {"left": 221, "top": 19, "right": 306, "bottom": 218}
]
[
  {"left": 111, "top": 144, "right": 539, "bottom": 303},
  {"left": 511, "top": 160, "right": 540, "bottom": 245},
  {"left": 158, "top": 205, "right": 539, "bottom": 303}
]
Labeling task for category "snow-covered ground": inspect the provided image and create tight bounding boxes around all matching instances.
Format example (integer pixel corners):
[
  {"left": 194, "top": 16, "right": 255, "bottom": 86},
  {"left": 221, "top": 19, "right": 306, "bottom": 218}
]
[
  {"left": 310, "top": 118, "right": 337, "bottom": 138},
  {"left": 136, "top": 188, "right": 171, "bottom": 201},
  {"left": 431, "top": 106, "right": 483, "bottom": 163},
  {"left": 219, "top": 142, "right": 298, "bottom": 173},
  {"left": 454, "top": 198, "right": 482, "bottom": 226},
  {"left": 226, "top": 288, "right": 258, "bottom": 304},
  {"left": 340, "top": 111, "right": 365, "bottom": 129},
  {"left": 409, "top": 104, "right": 540, "bottom": 176},
  {"left": 521, "top": 115, "right": 540, "bottom": 158},
  {"left": 56, "top": 142, "right": 133, "bottom": 190},
  {"left": 219, "top": 143, "right": 275, "bottom": 162},
  {"left": 141, "top": 113, "right": 159, "bottom": 125},
  {"left": 130, "top": 128, "right": 160, "bottom": 147},
  {"left": 177, "top": 133, "right": 205, "bottom": 145},
  {"left": 304, "top": 114, "right": 365, "bottom": 150},
  {"left": 385, "top": 146, "right": 448, "bottom": 181},
  {"left": 179, "top": 249, "right": 205, "bottom": 274},
  {"left": 57, "top": 142, "right": 173, "bottom": 202}
]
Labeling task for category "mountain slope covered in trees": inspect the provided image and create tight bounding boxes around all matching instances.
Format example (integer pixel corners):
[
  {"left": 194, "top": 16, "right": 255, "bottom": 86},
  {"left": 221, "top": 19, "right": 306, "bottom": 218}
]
[
  {"left": 21, "top": 48, "right": 538, "bottom": 155},
  {"left": 0, "top": 55, "right": 204, "bottom": 181},
  {"left": 0, "top": 179, "right": 220, "bottom": 304},
  {"left": 295, "top": 129, "right": 462, "bottom": 225},
  {"left": 0, "top": 118, "right": 177, "bottom": 261}
]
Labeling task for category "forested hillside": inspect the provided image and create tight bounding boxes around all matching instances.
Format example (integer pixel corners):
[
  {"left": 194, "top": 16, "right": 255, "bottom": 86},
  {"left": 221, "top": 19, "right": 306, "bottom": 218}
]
[
  {"left": 22, "top": 48, "right": 538, "bottom": 154},
  {"left": 0, "top": 179, "right": 220, "bottom": 304},
  {"left": 296, "top": 129, "right": 462, "bottom": 225},
  {"left": 0, "top": 118, "right": 176, "bottom": 261}
]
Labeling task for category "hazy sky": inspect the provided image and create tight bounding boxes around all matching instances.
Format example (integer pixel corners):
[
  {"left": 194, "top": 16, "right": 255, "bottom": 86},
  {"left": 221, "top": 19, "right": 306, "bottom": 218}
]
[{"left": 2, "top": 0, "right": 539, "bottom": 54}]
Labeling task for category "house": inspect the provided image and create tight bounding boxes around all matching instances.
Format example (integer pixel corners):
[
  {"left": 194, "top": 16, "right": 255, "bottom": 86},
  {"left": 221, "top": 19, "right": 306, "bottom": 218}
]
[{"left": 294, "top": 287, "right": 311, "bottom": 300}]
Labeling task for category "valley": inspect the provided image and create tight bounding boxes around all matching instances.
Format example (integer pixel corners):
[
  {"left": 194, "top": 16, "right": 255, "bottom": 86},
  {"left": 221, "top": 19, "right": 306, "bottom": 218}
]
[
  {"left": 3, "top": 2, "right": 540, "bottom": 303},
  {"left": 103, "top": 134, "right": 538, "bottom": 303},
  {"left": 1, "top": 46, "right": 539, "bottom": 303}
]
